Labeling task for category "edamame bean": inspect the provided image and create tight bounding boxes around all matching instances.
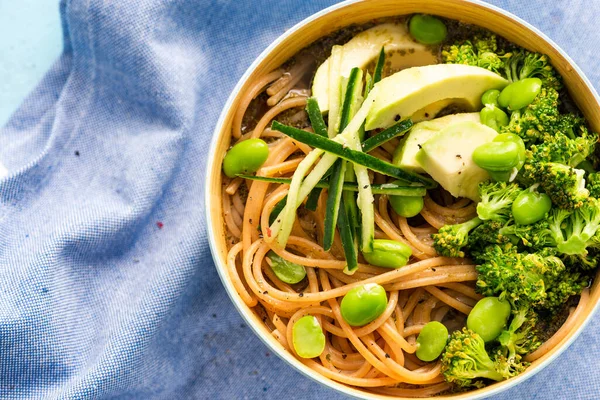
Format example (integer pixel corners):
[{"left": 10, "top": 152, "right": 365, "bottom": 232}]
[
  {"left": 498, "top": 78, "right": 542, "bottom": 111},
  {"left": 481, "top": 89, "right": 501, "bottom": 107},
  {"left": 494, "top": 133, "right": 525, "bottom": 170},
  {"left": 480, "top": 104, "right": 509, "bottom": 132},
  {"left": 389, "top": 183, "right": 424, "bottom": 217},
  {"left": 409, "top": 15, "right": 447, "bottom": 45},
  {"left": 467, "top": 297, "right": 511, "bottom": 342},
  {"left": 473, "top": 141, "right": 520, "bottom": 171},
  {"left": 416, "top": 321, "right": 449, "bottom": 362},
  {"left": 267, "top": 251, "right": 306, "bottom": 284},
  {"left": 222, "top": 138, "right": 269, "bottom": 178},
  {"left": 292, "top": 315, "right": 326, "bottom": 358},
  {"left": 362, "top": 239, "right": 412, "bottom": 269},
  {"left": 340, "top": 283, "right": 388, "bottom": 326},
  {"left": 512, "top": 188, "right": 552, "bottom": 225}
]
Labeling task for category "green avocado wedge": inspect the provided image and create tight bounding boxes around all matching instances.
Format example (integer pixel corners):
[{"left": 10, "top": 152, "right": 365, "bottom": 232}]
[
  {"left": 393, "top": 112, "right": 481, "bottom": 173},
  {"left": 416, "top": 121, "right": 498, "bottom": 201},
  {"left": 365, "top": 64, "right": 509, "bottom": 130}
]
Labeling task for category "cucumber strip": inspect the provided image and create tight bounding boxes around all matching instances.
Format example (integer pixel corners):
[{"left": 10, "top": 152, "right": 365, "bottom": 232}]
[
  {"left": 339, "top": 68, "right": 364, "bottom": 133},
  {"left": 269, "top": 196, "right": 287, "bottom": 225},
  {"left": 362, "top": 119, "right": 413, "bottom": 153},
  {"left": 327, "top": 46, "right": 344, "bottom": 138},
  {"left": 274, "top": 148, "right": 324, "bottom": 247},
  {"left": 323, "top": 160, "right": 347, "bottom": 250},
  {"left": 305, "top": 188, "right": 322, "bottom": 211},
  {"left": 337, "top": 196, "right": 359, "bottom": 274},
  {"left": 373, "top": 47, "right": 385, "bottom": 85},
  {"left": 353, "top": 162, "right": 374, "bottom": 253},
  {"left": 237, "top": 175, "right": 427, "bottom": 196},
  {"left": 269, "top": 152, "right": 339, "bottom": 244},
  {"left": 306, "top": 98, "right": 328, "bottom": 137},
  {"left": 271, "top": 121, "right": 437, "bottom": 188}
]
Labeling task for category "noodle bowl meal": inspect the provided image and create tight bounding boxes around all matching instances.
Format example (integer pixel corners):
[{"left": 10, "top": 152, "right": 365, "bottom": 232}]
[{"left": 212, "top": 9, "right": 600, "bottom": 398}]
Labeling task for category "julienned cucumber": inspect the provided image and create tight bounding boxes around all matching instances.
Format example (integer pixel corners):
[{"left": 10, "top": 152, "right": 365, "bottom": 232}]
[
  {"left": 323, "top": 159, "right": 346, "bottom": 251},
  {"left": 236, "top": 175, "right": 427, "bottom": 196},
  {"left": 362, "top": 119, "right": 413, "bottom": 153},
  {"left": 373, "top": 47, "right": 385, "bottom": 85},
  {"left": 337, "top": 197, "right": 359, "bottom": 274},
  {"left": 339, "top": 68, "right": 364, "bottom": 133},
  {"left": 306, "top": 98, "right": 328, "bottom": 137},
  {"left": 305, "top": 188, "right": 322, "bottom": 211},
  {"left": 271, "top": 121, "right": 437, "bottom": 189}
]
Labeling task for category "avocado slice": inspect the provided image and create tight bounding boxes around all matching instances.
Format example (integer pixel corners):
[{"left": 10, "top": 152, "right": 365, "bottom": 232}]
[
  {"left": 312, "top": 23, "right": 437, "bottom": 113},
  {"left": 365, "top": 64, "right": 509, "bottom": 130},
  {"left": 393, "top": 113, "right": 481, "bottom": 173},
  {"left": 416, "top": 121, "right": 498, "bottom": 201}
]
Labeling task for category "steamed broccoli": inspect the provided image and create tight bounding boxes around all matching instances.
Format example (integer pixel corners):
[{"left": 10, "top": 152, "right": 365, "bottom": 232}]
[
  {"left": 441, "top": 328, "right": 524, "bottom": 388},
  {"left": 476, "top": 181, "right": 522, "bottom": 222},
  {"left": 502, "top": 51, "right": 562, "bottom": 89},
  {"left": 587, "top": 172, "right": 600, "bottom": 198},
  {"left": 433, "top": 217, "right": 483, "bottom": 258},
  {"left": 527, "top": 131, "right": 598, "bottom": 168},
  {"left": 475, "top": 244, "right": 586, "bottom": 309},
  {"left": 501, "top": 86, "right": 560, "bottom": 144},
  {"left": 547, "top": 198, "right": 600, "bottom": 255},
  {"left": 497, "top": 305, "right": 542, "bottom": 358},
  {"left": 519, "top": 163, "right": 589, "bottom": 209},
  {"left": 442, "top": 35, "right": 507, "bottom": 75}
]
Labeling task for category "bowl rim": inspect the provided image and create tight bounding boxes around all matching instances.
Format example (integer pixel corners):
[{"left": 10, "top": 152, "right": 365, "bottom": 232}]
[{"left": 205, "top": 1, "right": 600, "bottom": 399}]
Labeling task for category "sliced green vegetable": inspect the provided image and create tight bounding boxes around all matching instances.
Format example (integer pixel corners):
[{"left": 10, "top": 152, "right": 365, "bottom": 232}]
[
  {"left": 373, "top": 47, "right": 385, "bottom": 84},
  {"left": 306, "top": 97, "right": 328, "bottom": 137},
  {"left": 269, "top": 196, "right": 287, "bottom": 225},
  {"left": 324, "top": 160, "right": 347, "bottom": 251},
  {"left": 266, "top": 251, "right": 306, "bottom": 284},
  {"left": 271, "top": 121, "right": 437, "bottom": 188},
  {"left": 362, "top": 119, "right": 413, "bottom": 152},
  {"left": 338, "top": 195, "right": 359, "bottom": 274},
  {"left": 305, "top": 188, "right": 322, "bottom": 211},
  {"left": 293, "top": 315, "right": 326, "bottom": 358},
  {"left": 236, "top": 176, "right": 427, "bottom": 196}
]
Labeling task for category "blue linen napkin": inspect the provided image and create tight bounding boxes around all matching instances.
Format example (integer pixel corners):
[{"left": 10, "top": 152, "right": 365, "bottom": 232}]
[{"left": 0, "top": 0, "right": 599, "bottom": 399}]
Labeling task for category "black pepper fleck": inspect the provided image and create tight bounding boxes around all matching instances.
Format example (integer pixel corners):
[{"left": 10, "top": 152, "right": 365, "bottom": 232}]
[
  {"left": 456, "top": 154, "right": 462, "bottom": 158},
  {"left": 299, "top": 293, "right": 304, "bottom": 297},
  {"left": 385, "top": 353, "right": 390, "bottom": 358}
]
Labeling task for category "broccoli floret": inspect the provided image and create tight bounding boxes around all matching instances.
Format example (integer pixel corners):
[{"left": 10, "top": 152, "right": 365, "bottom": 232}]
[
  {"left": 469, "top": 220, "right": 511, "bottom": 257},
  {"left": 442, "top": 35, "right": 507, "bottom": 75},
  {"left": 476, "top": 244, "right": 585, "bottom": 309},
  {"left": 476, "top": 244, "right": 546, "bottom": 305},
  {"left": 547, "top": 198, "right": 600, "bottom": 255},
  {"left": 501, "top": 86, "right": 561, "bottom": 144},
  {"left": 503, "top": 51, "right": 562, "bottom": 89},
  {"left": 497, "top": 304, "right": 542, "bottom": 358},
  {"left": 527, "top": 131, "right": 597, "bottom": 168},
  {"left": 441, "top": 328, "right": 521, "bottom": 388},
  {"left": 498, "top": 219, "right": 555, "bottom": 249},
  {"left": 587, "top": 172, "right": 600, "bottom": 198},
  {"left": 476, "top": 181, "right": 522, "bottom": 222},
  {"left": 433, "top": 217, "right": 483, "bottom": 258},
  {"left": 519, "top": 163, "right": 589, "bottom": 209}
]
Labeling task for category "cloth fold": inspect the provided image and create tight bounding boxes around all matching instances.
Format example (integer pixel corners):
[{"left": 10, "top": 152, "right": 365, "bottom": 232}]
[{"left": 0, "top": 0, "right": 599, "bottom": 399}]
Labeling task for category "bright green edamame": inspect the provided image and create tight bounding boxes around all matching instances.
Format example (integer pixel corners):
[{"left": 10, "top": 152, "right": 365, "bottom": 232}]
[
  {"left": 473, "top": 133, "right": 526, "bottom": 182},
  {"left": 222, "top": 138, "right": 269, "bottom": 178},
  {"left": 498, "top": 78, "right": 542, "bottom": 111},
  {"left": 267, "top": 251, "right": 306, "bottom": 284},
  {"left": 409, "top": 15, "right": 447, "bottom": 45},
  {"left": 340, "top": 283, "right": 388, "bottom": 326},
  {"left": 512, "top": 187, "right": 552, "bottom": 225},
  {"left": 481, "top": 89, "right": 501, "bottom": 107},
  {"left": 416, "top": 321, "right": 449, "bottom": 362},
  {"left": 467, "top": 297, "right": 511, "bottom": 342},
  {"left": 362, "top": 239, "right": 412, "bottom": 268},
  {"left": 480, "top": 104, "right": 509, "bottom": 132},
  {"left": 292, "top": 315, "right": 326, "bottom": 358},
  {"left": 389, "top": 181, "right": 424, "bottom": 217}
]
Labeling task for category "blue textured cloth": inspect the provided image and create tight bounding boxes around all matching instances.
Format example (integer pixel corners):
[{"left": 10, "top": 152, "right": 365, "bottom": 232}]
[{"left": 1, "top": 0, "right": 599, "bottom": 399}]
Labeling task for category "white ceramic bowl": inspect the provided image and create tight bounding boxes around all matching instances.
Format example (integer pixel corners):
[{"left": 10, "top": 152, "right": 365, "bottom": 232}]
[{"left": 206, "top": 1, "right": 600, "bottom": 398}]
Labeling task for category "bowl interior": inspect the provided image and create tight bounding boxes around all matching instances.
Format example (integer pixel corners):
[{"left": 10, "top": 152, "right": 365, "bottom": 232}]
[{"left": 206, "top": 0, "right": 600, "bottom": 398}]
